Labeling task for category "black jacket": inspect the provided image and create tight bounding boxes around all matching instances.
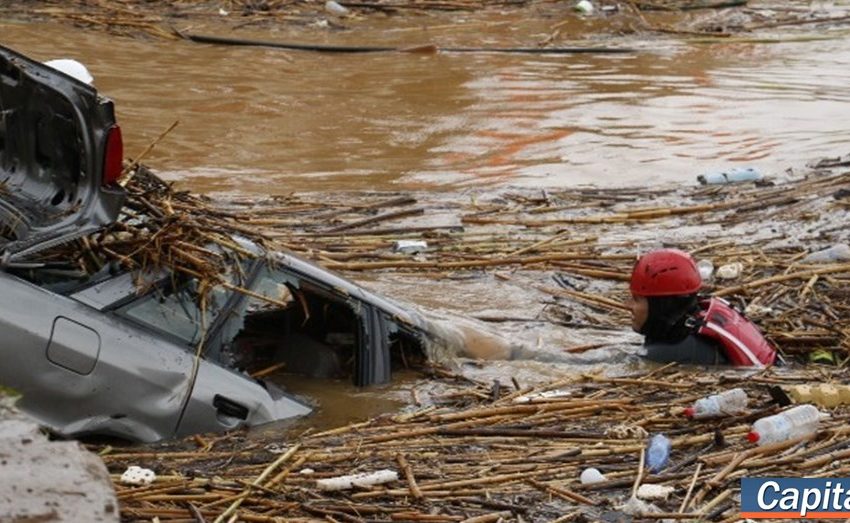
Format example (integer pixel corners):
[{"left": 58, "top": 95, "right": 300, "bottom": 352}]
[{"left": 643, "top": 334, "right": 729, "bottom": 365}]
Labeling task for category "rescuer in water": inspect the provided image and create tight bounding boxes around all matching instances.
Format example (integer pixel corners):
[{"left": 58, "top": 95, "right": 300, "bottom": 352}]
[{"left": 628, "top": 249, "right": 777, "bottom": 367}]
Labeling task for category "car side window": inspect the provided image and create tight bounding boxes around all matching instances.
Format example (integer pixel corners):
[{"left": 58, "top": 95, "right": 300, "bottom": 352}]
[{"left": 116, "top": 279, "right": 231, "bottom": 346}]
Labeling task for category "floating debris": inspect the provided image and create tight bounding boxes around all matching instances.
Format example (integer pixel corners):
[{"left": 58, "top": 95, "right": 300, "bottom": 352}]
[
  {"left": 100, "top": 364, "right": 850, "bottom": 521},
  {"left": 206, "top": 159, "right": 850, "bottom": 363}
]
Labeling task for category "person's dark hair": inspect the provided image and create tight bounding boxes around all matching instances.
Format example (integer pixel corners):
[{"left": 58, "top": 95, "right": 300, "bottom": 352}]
[{"left": 640, "top": 294, "right": 699, "bottom": 343}]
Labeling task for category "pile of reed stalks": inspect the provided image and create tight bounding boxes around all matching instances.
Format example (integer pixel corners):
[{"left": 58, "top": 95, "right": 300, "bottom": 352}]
[{"left": 101, "top": 364, "right": 850, "bottom": 522}]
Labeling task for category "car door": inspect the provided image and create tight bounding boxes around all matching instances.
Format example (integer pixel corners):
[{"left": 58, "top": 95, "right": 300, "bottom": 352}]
[
  {"left": 0, "top": 271, "right": 195, "bottom": 442},
  {"left": 108, "top": 271, "right": 311, "bottom": 438}
]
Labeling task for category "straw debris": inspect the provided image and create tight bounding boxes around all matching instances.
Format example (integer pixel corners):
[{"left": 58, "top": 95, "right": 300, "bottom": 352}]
[
  {"left": 214, "top": 158, "right": 850, "bottom": 363},
  {"left": 100, "top": 365, "right": 850, "bottom": 521},
  {"left": 57, "top": 153, "right": 849, "bottom": 521}
]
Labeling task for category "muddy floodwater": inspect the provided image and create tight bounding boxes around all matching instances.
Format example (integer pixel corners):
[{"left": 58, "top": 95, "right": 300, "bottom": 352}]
[
  {"left": 3, "top": 6, "right": 850, "bottom": 429},
  {"left": 4, "top": 6, "right": 850, "bottom": 192}
]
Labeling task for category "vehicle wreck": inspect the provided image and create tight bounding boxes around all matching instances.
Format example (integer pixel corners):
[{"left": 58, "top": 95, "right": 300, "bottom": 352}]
[{"left": 0, "top": 44, "right": 498, "bottom": 442}]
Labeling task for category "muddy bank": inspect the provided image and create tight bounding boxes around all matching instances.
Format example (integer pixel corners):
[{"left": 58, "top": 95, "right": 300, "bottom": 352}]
[
  {"left": 0, "top": 398, "right": 119, "bottom": 522},
  {"left": 6, "top": 0, "right": 850, "bottom": 40}
]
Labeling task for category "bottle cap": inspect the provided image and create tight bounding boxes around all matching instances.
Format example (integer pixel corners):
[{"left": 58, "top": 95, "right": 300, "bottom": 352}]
[
  {"left": 746, "top": 431, "right": 760, "bottom": 443},
  {"left": 683, "top": 407, "right": 695, "bottom": 418}
]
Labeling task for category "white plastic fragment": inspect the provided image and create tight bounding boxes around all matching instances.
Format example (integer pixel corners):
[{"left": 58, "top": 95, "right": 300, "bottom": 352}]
[
  {"left": 636, "top": 483, "right": 675, "bottom": 500},
  {"left": 120, "top": 465, "right": 156, "bottom": 486},
  {"left": 325, "top": 0, "right": 350, "bottom": 16},
  {"left": 716, "top": 262, "right": 743, "bottom": 280},
  {"left": 604, "top": 423, "right": 648, "bottom": 439},
  {"left": 616, "top": 496, "right": 662, "bottom": 516},
  {"left": 394, "top": 240, "right": 428, "bottom": 254},
  {"left": 512, "top": 389, "right": 571, "bottom": 403},
  {"left": 802, "top": 244, "right": 850, "bottom": 264},
  {"left": 574, "top": 0, "right": 594, "bottom": 13},
  {"left": 44, "top": 59, "right": 94, "bottom": 85},
  {"left": 744, "top": 303, "right": 774, "bottom": 318},
  {"left": 300, "top": 468, "right": 315, "bottom": 475},
  {"left": 218, "top": 7, "right": 229, "bottom": 15},
  {"left": 697, "top": 259, "right": 714, "bottom": 281},
  {"left": 579, "top": 467, "right": 607, "bottom": 485},
  {"left": 316, "top": 469, "right": 398, "bottom": 491}
]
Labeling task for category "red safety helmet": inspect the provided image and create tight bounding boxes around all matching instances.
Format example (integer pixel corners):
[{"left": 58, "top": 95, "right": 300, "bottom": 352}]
[{"left": 630, "top": 249, "right": 702, "bottom": 297}]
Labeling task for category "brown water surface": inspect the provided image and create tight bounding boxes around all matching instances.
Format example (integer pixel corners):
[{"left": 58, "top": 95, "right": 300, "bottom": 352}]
[{"left": 4, "top": 6, "right": 850, "bottom": 193}]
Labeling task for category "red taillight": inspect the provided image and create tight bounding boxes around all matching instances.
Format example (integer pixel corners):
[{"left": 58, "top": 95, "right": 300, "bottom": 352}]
[{"left": 103, "top": 124, "right": 123, "bottom": 186}]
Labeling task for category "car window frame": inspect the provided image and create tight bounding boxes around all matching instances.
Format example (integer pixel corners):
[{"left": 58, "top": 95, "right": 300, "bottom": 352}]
[
  {"left": 203, "top": 259, "right": 381, "bottom": 380},
  {"left": 107, "top": 259, "right": 262, "bottom": 351}
]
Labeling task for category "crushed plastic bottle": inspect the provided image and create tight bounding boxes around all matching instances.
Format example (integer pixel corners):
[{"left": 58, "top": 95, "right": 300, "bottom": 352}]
[
  {"left": 801, "top": 244, "right": 850, "bottom": 264},
  {"left": 684, "top": 388, "right": 748, "bottom": 419},
  {"left": 697, "top": 167, "right": 763, "bottom": 185},
  {"left": 747, "top": 404, "right": 821, "bottom": 445},
  {"left": 697, "top": 259, "right": 714, "bottom": 281},
  {"left": 646, "top": 434, "right": 671, "bottom": 473}
]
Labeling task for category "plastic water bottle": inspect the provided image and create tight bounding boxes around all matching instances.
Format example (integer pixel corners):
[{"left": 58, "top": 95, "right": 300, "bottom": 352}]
[
  {"left": 684, "top": 388, "right": 748, "bottom": 419},
  {"left": 646, "top": 434, "right": 671, "bottom": 473},
  {"left": 747, "top": 405, "right": 821, "bottom": 445}
]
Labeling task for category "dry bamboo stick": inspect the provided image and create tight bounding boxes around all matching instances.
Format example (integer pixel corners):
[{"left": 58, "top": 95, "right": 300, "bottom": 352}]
[
  {"left": 678, "top": 462, "right": 703, "bottom": 513},
  {"left": 460, "top": 511, "right": 512, "bottom": 523},
  {"left": 396, "top": 453, "right": 424, "bottom": 499},
  {"left": 527, "top": 479, "right": 598, "bottom": 506},
  {"left": 212, "top": 444, "right": 301, "bottom": 523}
]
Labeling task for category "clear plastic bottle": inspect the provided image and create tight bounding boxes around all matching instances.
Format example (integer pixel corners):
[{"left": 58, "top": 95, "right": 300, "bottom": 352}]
[
  {"left": 747, "top": 404, "right": 821, "bottom": 445},
  {"left": 646, "top": 434, "right": 671, "bottom": 473},
  {"left": 684, "top": 388, "right": 748, "bottom": 419}
]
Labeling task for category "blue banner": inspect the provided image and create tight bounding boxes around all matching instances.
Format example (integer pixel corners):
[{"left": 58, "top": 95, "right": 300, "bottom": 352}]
[{"left": 741, "top": 478, "right": 850, "bottom": 518}]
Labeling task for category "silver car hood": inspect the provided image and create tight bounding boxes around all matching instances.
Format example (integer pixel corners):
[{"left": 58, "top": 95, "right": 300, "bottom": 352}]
[{"left": 0, "top": 45, "right": 125, "bottom": 262}]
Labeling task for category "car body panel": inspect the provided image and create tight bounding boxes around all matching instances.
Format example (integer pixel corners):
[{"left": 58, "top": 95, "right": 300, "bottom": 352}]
[
  {"left": 274, "top": 251, "right": 425, "bottom": 329},
  {"left": 0, "top": 271, "right": 192, "bottom": 442},
  {"left": 174, "top": 359, "right": 312, "bottom": 438},
  {"left": 0, "top": 44, "right": 124, "bottom": 262}
]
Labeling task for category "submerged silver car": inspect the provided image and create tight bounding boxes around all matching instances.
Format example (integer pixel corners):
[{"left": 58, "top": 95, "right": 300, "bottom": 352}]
[{"left": 0, "top": 45, "right": 430, "bottom": 442}]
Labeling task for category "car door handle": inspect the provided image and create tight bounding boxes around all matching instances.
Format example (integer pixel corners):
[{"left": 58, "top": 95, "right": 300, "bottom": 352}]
[{"left": 213, "top": 395, "right": 249, "bottom": 421}]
